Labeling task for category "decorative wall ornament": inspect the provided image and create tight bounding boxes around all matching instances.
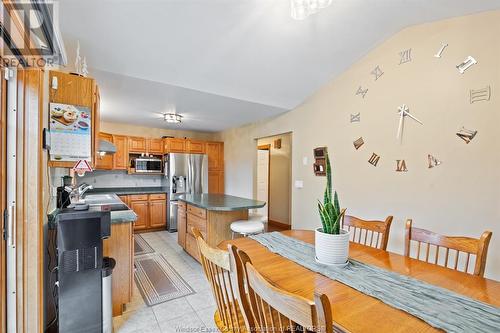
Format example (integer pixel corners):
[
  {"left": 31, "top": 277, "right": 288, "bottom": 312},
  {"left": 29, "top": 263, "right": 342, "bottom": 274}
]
[
  {"left": 368, "top": 153, "right": 380, "bottom": 166},
  {"left": 353, "top": 137, "right": 364, "bottom": 150},
  {"left": 371, "top": 66, "right": 384, "bottom": 81},
  {"left": 434, "top": 43, "right": 448, "bottom": 58},
  {"left": 350, "top": 113, "right": 361, "bottom": 123},
  {"left": 456, "top": 56, "right": 477, "bottom": 74},
  {"left": 428, "top": 154, "right": 442, "bottom": 168},
  {"left": 74, "top": 40, "right": 82, "bottom": 75},
  {"left": 470, "top": 86, "right": 491, "bottom": 103},
  {"left": 356, "top": 86, "right": 368, "bottom": 98},
  {"left": 396, "top": 160, "right": 408, "bottom": 172},
  {"left": 399, "top": 48, "right": 412, "bottom": 64},
  {"left": 81, "top": 57, "right": 88, "bottom": 77},
  {"left": 456, "top": 127, "right": 477, "bottom": 144}
]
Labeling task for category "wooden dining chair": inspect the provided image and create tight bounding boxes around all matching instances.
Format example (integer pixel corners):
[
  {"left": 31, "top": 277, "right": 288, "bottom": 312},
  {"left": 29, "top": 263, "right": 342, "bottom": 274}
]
[
  {"left": 229, "top": 245, "right": 335, "bottom": 333},
  {"left": 404, "top": 219, "right": 492, "bottom": 277},
  {"left": 191, "top": 227, "right": 247, "bottom": 333},
  {"left": 342, "top": 214, "right": 393, "bottom": 250}
]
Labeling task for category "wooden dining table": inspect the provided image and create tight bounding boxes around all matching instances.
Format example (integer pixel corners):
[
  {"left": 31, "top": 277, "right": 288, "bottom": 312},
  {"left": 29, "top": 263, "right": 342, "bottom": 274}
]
[{"left": 221, "top": 230, "right": 500, "bottom": 333}]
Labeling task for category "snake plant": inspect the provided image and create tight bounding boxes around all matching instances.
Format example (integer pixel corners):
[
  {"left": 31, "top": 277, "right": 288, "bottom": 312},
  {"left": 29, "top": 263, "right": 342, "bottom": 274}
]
[{"left": 318, "top": 154, "right": 343, "bottom": 234}]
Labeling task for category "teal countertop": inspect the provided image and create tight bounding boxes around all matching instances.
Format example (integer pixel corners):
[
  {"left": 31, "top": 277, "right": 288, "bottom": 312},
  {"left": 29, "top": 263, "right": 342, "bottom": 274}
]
[
  {"left": 178, "top": 194, "right": 266, "bottom": 211},
  {"left": 48, "top": 207, "right": 137, "bottom": 228}
]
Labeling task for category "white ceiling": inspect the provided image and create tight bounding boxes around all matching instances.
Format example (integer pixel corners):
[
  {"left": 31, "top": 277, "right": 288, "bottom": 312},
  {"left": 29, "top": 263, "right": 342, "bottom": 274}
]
[{"left": 58, "top": 0, "right": 500, "bottom": 132}]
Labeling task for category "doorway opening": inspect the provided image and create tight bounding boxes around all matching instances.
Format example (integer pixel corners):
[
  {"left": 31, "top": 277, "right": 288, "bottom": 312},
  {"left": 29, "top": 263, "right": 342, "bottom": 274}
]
[{"left": 256, "top": 133, "right": 292, "bottom": 230}]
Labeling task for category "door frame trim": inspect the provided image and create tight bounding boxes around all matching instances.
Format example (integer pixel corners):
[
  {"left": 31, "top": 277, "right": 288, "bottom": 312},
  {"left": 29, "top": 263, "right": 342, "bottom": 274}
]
[{"left": 257, "top": 144, "right": 271, "bottom": 220}]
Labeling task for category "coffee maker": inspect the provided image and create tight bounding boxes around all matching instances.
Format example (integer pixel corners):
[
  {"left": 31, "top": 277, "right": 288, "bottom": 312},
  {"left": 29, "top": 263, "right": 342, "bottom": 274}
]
[{"left": 56, "top": 176, "right": 73, "bottom": 208}]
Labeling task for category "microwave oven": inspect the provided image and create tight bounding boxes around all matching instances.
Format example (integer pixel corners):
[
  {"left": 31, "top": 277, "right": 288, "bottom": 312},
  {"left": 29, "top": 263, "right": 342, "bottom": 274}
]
[{"left": 134, "top": 157, "right": 162, "bottom": 173}]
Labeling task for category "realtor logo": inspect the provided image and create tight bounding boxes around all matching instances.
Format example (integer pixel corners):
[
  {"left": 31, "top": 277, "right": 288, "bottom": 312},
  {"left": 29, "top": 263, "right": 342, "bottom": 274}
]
[{"left": 1, "top": 0, "right": 60, "bottom": 67}]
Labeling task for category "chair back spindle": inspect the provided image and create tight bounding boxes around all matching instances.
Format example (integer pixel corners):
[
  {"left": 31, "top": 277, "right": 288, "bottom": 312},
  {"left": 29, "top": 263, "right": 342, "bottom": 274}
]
[
  {"left": 229, "top": 245, "right": 335, "bottom": 333},
  {"left": 192, "top": 228, "right": 247, "bottom": 332},
  {"left": 404, "top": 220, "right": 492, "bottom": 277},
  {"left": 342, "top": 215, "right": 393, "bottom": 250}
]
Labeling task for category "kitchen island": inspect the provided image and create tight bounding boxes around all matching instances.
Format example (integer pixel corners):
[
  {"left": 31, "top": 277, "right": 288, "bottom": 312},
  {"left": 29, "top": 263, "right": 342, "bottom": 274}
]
[{"left": 177, "top": 193, "right": 265, "bottom": 261}]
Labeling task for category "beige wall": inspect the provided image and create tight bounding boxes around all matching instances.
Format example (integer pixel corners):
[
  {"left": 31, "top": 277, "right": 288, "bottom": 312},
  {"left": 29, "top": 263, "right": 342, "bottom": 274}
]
[
  {"left": 217, "top": 11, "right": 500, "bottom": 280},
  {"left": 100, "top": 121, "right": 216, "bottom": 140},
  {"left": 257, "top": 134, "right": 292, "bottom": 225}
]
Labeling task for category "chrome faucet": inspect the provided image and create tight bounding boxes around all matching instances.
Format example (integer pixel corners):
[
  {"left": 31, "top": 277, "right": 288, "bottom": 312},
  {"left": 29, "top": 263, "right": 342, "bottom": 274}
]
[{"left": 65, "top": 183, "right": 93, "bottom": 205}]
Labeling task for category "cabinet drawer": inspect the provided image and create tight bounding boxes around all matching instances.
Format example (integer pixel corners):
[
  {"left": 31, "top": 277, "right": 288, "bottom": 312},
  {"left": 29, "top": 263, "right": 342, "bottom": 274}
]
[
  {"left": 187, "top": 213, "right": 207, "bottom": 236},
  {"left": 185, "top": 233, "right": 200, "bottom": 262},
  {"left": 129, "top": 194, "right": 148, "bottom": 201},
  {"left": 187, "top": 205, "right": 207, "bottom": 219},
  {"left": 149, "top": 193, "right": 166, "bottom": 200}
]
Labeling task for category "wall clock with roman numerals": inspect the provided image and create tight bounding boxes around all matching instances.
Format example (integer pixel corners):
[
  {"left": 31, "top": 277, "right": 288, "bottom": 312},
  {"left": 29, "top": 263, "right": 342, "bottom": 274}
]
[{"left": 350, "top": 43, "right": 489, "bottom": 173}]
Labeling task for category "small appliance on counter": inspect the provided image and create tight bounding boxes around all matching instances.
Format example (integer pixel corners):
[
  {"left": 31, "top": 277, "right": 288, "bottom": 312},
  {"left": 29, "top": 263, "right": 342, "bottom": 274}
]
[
  {"left": 47, "top": 209, "right": 113, "bottom": 333},
  {"left": 56, "top": 175, "right": 73, "bottom": 208}
]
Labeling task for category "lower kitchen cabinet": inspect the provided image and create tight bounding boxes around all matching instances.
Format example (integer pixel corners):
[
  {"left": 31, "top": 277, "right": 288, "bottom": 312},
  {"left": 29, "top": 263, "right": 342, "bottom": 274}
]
[
  {"left": 149, "top": 197, "right": 167, "bottom": 228},
  {"left": 126, "top": 193, "right": 168, "bottom": 232},
  {"left": 103, "top": 222, "right": 134, "bottom": 317},
  {"left": 177, "top": 201, "right": 187, "bottom": 248},
  {"left": 129, "top": 199, "right": 148, "bottom": 231}
]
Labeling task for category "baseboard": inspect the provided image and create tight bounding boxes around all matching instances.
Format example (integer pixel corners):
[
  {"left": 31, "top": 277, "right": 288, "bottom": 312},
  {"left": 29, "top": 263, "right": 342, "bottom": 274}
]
[{"left": 268, "top": 220, "right": 291, "bottom": 230}]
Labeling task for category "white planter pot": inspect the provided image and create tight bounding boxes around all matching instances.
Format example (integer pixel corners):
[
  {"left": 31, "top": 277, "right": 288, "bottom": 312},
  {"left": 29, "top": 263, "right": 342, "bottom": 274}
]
[{"left": 315, "top": 228, "right": 350, "bottom": 265}]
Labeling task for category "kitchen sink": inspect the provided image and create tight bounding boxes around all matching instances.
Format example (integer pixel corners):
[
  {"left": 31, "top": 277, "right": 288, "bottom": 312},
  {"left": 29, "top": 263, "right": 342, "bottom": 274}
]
[{"left": 84, "top": 193, "right": 130, "bottom": 211}]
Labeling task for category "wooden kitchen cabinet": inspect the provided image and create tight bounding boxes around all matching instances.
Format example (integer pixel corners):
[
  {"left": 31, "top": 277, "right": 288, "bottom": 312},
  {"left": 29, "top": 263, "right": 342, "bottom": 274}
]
[
  {"left": 206, "top": 142, "right": 224, "bottom": 171},
  {"left": 48, "top": 70, "right": 98, "bottom": 168},
  {"left": 103, "top": 222, "right": 133, "bottom": 317},
  {"left": 128, "top": 193, "right": 167, "bottom": 232},
  {"left": 149, "top": 194, "right": 167, "bottom": 228},
  {"left": 113, "top": 135, "right": 129, "bottom": 169},
  {"left": 187, "top": 139, "right": 206, "bottom": 154},
  {"left": 95, "top": 132, "right": 114, "bottom": 170},
  {"left": 118, "top": 195, "right": 129, "bottom": 205},
  {"left": 147, "top": 138, "right": 163, "bottom": 154},
  {"left": 208, "top": 170, "right": 224, "bottom": 194},
  {"left": 177, "top": 201, "right": 187, "bottom": 248},
  {"left": 163, "top": 138, "right": 186, "bottom": 153},
  {"left": 129, "top": 136, "right": 147, "bottom": 153},
  {"left": 130, "top": 199, "right": 148, "bottom": 231}
]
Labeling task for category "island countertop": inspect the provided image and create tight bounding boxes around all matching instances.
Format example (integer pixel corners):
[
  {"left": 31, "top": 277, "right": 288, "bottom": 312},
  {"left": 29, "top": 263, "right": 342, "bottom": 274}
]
[{"left": 177, "top": 193, "right": 265, "bottom": 211}]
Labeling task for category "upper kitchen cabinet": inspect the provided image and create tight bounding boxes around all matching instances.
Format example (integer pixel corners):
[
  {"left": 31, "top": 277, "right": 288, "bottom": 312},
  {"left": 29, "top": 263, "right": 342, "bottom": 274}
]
[
  {"left": 48, "top": 70, "right": 98, "bottom": 168},
  {"left": 128, "top": 136, "right": 146, "bottom": 153},
  {"left": 112, "top": 135, "right": 129, "bottom": 170},
  {"left": 187, "top": 139, "right": 206, "bottom": 154},
  {"left": 163, "top": 138, "right": 186, "bottom": 153},
  {"left": 95, "top": 132, "right": 114, "bottom": 170},
  {"left": 147, "top": 138, "right": 163, "bottom": 154},
  {"left": 206, "top": 142, "right": 224, "bottom": 171}
]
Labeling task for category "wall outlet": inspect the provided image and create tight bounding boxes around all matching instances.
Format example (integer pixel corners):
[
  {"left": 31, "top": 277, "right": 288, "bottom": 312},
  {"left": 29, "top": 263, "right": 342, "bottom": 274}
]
[
  {"left": 295, "top": 180, "right": 304, "bottom": 189},
  {"left": 302, "top": 157, "right": 308, "bottom": 165}
]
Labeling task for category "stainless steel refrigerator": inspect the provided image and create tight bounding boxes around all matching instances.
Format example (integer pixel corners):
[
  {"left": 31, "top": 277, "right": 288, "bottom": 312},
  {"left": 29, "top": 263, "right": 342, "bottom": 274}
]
[{"left": 165, "top": 153, "right": 208, "bottom": 232}]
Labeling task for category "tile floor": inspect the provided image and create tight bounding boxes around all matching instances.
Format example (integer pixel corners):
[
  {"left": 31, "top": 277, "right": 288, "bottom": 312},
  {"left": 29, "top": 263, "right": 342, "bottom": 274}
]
[{"left": 113, "top": 231, "right": 218, "bottom": 333}]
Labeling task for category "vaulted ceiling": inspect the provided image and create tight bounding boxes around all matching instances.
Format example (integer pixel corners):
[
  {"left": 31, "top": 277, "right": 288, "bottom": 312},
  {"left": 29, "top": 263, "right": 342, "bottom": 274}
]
[{"left": 58, "top": 0, "right": 500, "bottom": 132}]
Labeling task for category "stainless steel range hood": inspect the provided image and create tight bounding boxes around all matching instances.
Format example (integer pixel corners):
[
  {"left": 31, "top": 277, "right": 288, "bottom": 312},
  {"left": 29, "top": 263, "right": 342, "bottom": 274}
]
[{"left": 98, "top": 139, "right": 117, "bottom": 154}]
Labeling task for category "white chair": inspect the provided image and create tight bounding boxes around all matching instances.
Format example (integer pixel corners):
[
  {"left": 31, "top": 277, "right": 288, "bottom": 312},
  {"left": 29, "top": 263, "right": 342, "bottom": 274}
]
[{"left": 230, "top": 214, "right": 266, "bottom": 238}]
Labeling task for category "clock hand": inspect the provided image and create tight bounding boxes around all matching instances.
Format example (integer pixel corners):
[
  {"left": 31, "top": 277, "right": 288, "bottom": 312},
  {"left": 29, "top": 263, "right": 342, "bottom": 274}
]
[
  {"left": 403, "top": 111, "right": 424, "bottom": 125},
  {"left": 397, "top": 110, "right": 404, "bottom": 143}
]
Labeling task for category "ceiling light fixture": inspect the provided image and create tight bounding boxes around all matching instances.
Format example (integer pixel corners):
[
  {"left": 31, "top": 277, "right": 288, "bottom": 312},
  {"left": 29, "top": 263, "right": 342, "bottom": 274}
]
[
  {"left": 163, "top": 113, "right": 182, "bottom": 124},
  {"left": 291, "top": 0, "right": 332, "bottom": 20}
]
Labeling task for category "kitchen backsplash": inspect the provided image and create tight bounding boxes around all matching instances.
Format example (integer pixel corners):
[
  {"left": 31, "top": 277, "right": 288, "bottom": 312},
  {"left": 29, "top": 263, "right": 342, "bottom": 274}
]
[{"left": 77, "top": 170, "right": 167, "bottom": 188}]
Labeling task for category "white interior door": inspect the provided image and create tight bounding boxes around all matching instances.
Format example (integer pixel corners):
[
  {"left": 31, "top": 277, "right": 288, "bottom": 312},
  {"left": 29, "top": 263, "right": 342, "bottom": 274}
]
[
  {"left": 5, "top": 68, "right": 17, "bottom": 333},
  {"left": 256, "top": 149, "right": 269, "bottom": 217}
]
